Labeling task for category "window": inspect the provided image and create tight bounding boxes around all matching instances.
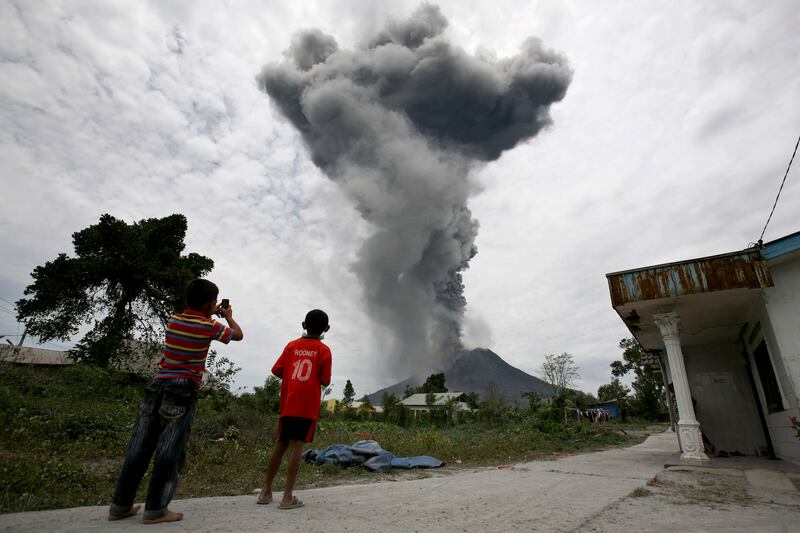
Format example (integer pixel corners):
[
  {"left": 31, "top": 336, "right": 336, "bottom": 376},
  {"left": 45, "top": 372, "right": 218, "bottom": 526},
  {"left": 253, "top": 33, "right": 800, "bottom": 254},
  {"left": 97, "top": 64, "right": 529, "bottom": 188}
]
[{"left": 753, "top": 341, "right": 784, "bottom": 413}]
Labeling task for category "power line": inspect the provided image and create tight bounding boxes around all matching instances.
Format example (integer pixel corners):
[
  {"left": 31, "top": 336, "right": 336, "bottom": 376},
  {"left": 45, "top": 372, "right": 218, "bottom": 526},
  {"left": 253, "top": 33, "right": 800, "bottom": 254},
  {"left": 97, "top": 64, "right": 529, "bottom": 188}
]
[
  {"left": 759, "top": 134, "right": 800, "bottom": 244},
  {"left": 0, "top": 296, "right": 16, "bottom": 307}
]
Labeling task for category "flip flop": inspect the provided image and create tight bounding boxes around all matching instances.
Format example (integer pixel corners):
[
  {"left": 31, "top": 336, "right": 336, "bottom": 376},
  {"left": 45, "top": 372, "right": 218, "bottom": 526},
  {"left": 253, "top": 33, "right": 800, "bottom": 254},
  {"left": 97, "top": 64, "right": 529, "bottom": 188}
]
[
  {"left": 278, "top": 497, "right": 304, "bottom": 510},
  {"left": 256, "top": 496, "right": 272, "bottom": 505}
]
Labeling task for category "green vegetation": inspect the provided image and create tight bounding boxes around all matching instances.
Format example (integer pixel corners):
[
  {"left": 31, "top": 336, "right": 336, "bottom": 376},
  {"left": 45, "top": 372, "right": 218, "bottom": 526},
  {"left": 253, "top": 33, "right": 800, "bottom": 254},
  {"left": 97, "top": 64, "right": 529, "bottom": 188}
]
[
  {"left": 403, "top": 372, "right": 448, "bottom": 398},
  {"left": 0, "top": 363, "right": 646, "bottom": 514},
  {"left": 597, "top": 338, "right": 668, "bottom": 420},
  {"left": 15, "top": 213, "right": 213, "bottom": 366}
]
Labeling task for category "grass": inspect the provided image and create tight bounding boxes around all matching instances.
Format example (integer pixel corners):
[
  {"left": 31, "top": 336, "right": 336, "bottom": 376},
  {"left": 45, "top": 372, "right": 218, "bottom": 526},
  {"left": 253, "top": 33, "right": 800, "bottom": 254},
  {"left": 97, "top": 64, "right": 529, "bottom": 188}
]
[{"left": 0, "top": 363, "right": 650, "bottom": 514}]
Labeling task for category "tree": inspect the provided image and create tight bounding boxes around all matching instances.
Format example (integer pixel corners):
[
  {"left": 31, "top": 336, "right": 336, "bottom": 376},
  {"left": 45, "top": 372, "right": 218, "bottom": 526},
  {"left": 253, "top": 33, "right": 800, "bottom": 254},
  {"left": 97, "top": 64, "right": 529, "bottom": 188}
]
[
  {"left": 252, "top": 375, "right": 281, "bottom": 414},
  {"left": 203, "top": 349, "right": 241, "bottom": 393},
  {"left": 381, "top": 392, "right": 400, "bottom": 413},
  {"left": 358, "top": 394, "right": 372, "bottom": 409},
  {"left": 597, "top": 377, "right": 630, "bottom": 402},
  {"left": 539, "top": 352, "right": 579, "bottom": 397},
  {"left": 418, "top": 372, "right": 448, "bottom": 394},
  {"left": 464, "top": 392, "right": 480, "bottom": 410},
  {"left": 610, "top": 338, "right": 664, "bottom": 419},
  {"left": 381, "top": 392, "right": 412, "bottom": 428},
  {"left": 16, "top": 214, "right": 213, "bottom": 366},
  {"left": 405, "top": 372, "right": 448, "bottom": 398},
  {"left": 521, "top": 391, "right": 543, "bottom": 412},
  {"left": 425, "top": 390, "right": 437, "bottom": 407},
  {"left": 342, "top": 379, "right": 356, "bottom": 409}
]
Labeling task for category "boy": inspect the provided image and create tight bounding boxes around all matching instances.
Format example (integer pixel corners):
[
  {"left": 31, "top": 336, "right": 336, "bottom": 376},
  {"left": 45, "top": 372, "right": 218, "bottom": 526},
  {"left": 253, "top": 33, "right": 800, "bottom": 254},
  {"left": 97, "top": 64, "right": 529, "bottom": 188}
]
[
  {"left": 258, "top": 309, "right": 332, "bottom": 510},
  {"left": 108, "top": 278, "right": 243, "bottom": 524}
]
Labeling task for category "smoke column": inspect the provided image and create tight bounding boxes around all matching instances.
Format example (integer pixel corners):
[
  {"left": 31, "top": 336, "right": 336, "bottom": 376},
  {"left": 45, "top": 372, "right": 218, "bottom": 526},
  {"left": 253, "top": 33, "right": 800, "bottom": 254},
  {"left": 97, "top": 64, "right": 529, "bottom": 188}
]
[{"left": 257, "top": 4, "right": 572, "bottom": 375}]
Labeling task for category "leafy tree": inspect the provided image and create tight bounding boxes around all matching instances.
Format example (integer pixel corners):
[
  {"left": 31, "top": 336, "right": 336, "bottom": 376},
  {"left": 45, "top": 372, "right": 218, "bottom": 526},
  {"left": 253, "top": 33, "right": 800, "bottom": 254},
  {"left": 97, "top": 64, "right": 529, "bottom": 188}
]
[
  {"left": 358, "top": 394, "right": 372, "bottom": 409},
  {"left": 539, "top": 352, "right": 579, "bottom": 397},
  {"left": 203, "top": 349, "right": 241, "bottom": 393},
  {"left": 405, "top": 372, "right": 448, "bottom": 398},
  {"left": 342, "top": 379, "right": 356, "bottom": 409},
  {"left": 425, "top": 390, "right": 437, "bottom": 407},
  {"left": 16, "top": 214, "right": 213, "bottom": 366},
  {"left": 575, "top": 391, "right": 598, "bottom": 408},
  {"left": 381, "top": 392, "right": 400, "bottom": 413},
  {"left": 251, "top": 375, "right": 281, "bottom": 414},
  {"left": 597, "top": 377, "right": 630, "bottom": 402},
  {"left": 610, "top": 338, "right": 664, "bottom": 419},
  {"left": 464, "top": 392, "right": 480, "bottom": 410},
  {"left": 380, "top": 392, "right": 412, "bottom": 428},
  {"left": 418, "top": 372, "right": 448, "bottom": 394},
  {"left": 521, "top": 391, "right": 543, "bottom": 412},
  {"left": 477, "top": 383, "right": 509, "bottom": 425}
]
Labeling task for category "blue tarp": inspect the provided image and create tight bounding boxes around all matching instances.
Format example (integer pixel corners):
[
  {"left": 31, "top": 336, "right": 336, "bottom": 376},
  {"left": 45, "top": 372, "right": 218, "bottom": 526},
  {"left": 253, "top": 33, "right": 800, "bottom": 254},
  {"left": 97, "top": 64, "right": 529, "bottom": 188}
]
[{"left": 302, "top": 440, "right": 444, "bottom": 473}]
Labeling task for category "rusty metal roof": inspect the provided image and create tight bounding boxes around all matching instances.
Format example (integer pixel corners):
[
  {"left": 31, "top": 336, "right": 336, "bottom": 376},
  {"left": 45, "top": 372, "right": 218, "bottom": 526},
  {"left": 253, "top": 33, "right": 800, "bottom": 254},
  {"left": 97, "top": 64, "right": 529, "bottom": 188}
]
[{"left": 606, "top": 249, "right": 773, "bottom": 307}]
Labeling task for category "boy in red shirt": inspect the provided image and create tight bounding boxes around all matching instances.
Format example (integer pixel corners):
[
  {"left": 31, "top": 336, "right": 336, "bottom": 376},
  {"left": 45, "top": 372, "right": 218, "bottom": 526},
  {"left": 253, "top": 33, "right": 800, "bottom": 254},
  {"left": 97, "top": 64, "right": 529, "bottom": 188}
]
[{"left": 258, "top": 309, "right": 332, "bottom": 510}]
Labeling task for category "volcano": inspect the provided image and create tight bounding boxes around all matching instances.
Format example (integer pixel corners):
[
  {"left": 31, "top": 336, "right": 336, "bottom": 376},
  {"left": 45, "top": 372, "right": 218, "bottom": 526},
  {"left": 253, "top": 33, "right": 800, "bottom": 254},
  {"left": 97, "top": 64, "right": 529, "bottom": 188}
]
[{"left": 367, "top": 348, "right": 555, "bottom": 406}]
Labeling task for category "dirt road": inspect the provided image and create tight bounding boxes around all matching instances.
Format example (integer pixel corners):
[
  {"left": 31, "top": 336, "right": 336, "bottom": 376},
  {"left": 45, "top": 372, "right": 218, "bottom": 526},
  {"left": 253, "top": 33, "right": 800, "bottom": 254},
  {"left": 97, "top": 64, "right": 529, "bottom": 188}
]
[{"left": 2, "top": 431, "right": 798, "bottom": 532}]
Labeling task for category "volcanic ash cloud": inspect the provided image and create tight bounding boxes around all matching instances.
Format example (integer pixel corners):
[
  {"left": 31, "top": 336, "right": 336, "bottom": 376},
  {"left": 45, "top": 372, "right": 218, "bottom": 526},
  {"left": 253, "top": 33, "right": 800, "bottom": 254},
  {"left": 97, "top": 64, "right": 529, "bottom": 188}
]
[{"left": 257, "top": 4, "right": 572, "bottom": 376}]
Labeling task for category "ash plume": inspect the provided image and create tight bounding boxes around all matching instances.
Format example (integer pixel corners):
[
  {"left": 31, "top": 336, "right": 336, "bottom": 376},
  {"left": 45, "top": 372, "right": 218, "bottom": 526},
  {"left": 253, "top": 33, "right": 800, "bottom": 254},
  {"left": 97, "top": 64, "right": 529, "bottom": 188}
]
[{"left": 257, "top": 4, "right": 571, "bottom": 375}]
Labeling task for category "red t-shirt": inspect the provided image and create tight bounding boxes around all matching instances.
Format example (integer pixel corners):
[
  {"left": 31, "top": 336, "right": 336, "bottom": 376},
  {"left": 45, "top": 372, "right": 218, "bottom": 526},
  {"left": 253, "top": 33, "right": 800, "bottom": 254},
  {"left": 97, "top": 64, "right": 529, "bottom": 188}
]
[{"left": 272, "top": 337, "right": 332, "bottom": 420}]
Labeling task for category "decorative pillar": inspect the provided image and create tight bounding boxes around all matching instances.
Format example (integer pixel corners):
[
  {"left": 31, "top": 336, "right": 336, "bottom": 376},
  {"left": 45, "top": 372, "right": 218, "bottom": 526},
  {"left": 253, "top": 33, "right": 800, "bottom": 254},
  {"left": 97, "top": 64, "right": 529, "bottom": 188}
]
[{"left": 653, "top": 312, "right": 709, "bottom": 462}]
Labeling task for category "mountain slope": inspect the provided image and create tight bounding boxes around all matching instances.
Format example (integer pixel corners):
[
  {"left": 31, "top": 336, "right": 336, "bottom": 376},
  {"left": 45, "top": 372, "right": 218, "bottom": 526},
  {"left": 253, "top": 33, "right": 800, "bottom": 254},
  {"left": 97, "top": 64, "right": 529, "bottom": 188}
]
[{"left": 367, "top": 348, "right": 555, "bottom": 405}]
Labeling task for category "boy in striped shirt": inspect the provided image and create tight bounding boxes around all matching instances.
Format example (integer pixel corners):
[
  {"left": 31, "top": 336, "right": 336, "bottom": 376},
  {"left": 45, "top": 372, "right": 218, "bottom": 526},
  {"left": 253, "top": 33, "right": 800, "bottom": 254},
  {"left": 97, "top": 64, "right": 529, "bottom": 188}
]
[{"left": 108, "top": 279, "right": 243, "bottom": 524}]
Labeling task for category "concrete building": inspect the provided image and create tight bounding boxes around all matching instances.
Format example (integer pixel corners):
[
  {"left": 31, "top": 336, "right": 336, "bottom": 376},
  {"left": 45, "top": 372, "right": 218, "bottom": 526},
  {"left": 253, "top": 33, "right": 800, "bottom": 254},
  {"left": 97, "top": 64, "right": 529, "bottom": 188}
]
[{"left": 606, "top": 230, "right": 800, "bottom": 464}]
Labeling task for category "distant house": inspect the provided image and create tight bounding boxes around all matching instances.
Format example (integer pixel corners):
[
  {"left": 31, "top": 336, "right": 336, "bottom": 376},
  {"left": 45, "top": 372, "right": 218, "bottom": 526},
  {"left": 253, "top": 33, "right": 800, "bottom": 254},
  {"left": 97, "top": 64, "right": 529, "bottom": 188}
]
[
  {"left": 606, "top": 230, "right": 800, "bottom": 464},
  {"left": 0, "top": 345, "right": 72, "bottom": 365},
  {"left": 401, "top": 392, "right": 472, "bottom": 414},
  {"left": 322, "top": 399, "right": 377, "bottom": 414},
  {"left": 0, "top": 342, "right": 219, "bottom": 386}
]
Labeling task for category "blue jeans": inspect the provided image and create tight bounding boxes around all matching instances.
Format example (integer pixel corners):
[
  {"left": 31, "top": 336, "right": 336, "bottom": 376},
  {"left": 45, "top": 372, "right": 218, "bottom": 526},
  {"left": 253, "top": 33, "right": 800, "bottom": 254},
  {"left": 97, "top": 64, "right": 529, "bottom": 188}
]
[{"left": 109, "top": 378, "right": 197, "bottom": 519}]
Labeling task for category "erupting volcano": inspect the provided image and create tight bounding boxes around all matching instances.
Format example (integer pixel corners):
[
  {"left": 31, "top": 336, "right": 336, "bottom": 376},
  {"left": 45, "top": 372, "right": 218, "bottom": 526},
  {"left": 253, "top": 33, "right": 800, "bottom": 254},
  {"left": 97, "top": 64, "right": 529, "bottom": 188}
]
[{"left": 257, "top": 4, "right": 572, "bottom": 378}]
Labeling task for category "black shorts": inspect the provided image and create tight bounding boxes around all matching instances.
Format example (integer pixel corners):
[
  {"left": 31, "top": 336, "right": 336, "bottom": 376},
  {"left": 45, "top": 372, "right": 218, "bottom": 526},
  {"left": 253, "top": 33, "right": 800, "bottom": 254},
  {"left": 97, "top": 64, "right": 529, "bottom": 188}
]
[{"left": 277, "top": 416, "right": 316, "bottom": 443}]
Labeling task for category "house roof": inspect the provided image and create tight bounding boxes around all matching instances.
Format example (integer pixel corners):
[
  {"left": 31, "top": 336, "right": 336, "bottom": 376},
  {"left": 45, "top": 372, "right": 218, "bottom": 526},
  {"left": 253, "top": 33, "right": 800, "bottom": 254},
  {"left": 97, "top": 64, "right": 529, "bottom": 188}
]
[
  {"left": 401, "top": 392, "right": 466, "bottom": 406},
  {"left": 605, "top": 248, "right": 771, "bottom": 308},
  {"left": 762, "top": 229, "right": 800, "bottom": 261},
  {"left": 605, "top": 229, "right": 798, "bottom": 351}
]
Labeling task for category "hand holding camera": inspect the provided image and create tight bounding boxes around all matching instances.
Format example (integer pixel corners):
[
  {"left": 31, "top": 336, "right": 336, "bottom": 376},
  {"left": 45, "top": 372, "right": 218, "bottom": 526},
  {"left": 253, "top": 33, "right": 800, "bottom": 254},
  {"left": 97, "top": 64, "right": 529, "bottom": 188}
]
[{"left": 216, "top": 298, "right": 233, "bottom": 319}]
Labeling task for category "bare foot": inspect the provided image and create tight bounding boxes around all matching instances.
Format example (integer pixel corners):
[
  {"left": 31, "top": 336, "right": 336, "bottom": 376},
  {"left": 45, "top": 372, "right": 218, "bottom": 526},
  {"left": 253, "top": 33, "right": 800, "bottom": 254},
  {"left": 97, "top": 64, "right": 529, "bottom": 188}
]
[
  {"left": 257, "top": 490, "right": 272, "bottom": 504},
  {"left": 108, "top": 504, "right": 141, "bottom": 521},
  {"left": 143, "top": 509, "right": 184, "bottom": 524}
]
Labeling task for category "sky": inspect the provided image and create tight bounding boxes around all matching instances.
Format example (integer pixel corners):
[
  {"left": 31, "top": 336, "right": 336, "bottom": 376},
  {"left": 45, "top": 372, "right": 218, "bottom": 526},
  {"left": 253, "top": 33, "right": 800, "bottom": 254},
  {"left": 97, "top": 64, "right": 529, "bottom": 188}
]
[{"left": 1, "top": 1, "right": 798, "bottom": 399}]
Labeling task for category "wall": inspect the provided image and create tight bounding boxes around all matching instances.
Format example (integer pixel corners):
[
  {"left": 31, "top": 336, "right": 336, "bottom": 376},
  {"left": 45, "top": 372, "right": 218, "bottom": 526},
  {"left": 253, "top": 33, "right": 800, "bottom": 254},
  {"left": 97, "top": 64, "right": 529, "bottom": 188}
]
[
  {"left": 0, "top": 345, "right": 71, "bottom": 365},
  {"left": 684, "top": 343, "right": 767, "bottom": 455},
  {"left": 758, "top": 252, "right": 800, "bottom": 464}
]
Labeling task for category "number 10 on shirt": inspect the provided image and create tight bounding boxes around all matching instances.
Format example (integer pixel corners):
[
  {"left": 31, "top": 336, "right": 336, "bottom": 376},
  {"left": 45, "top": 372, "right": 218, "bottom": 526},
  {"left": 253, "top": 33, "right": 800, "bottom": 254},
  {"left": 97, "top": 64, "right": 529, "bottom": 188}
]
[{"left": 291, "top": 359, "right": 312, "bottom": 381}]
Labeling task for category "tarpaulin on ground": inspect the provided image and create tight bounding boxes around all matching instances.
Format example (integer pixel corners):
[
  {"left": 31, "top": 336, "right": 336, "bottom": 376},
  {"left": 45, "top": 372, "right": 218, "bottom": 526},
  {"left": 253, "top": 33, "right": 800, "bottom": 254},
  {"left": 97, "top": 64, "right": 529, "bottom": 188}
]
[{"left": 302, "top": 439, "right": 444, "bottom": 473}]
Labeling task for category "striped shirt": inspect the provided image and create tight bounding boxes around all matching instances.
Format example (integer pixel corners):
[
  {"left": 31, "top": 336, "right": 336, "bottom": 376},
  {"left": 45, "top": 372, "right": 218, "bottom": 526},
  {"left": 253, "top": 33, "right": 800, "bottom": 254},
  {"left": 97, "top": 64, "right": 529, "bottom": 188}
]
[{"left": 155, "top": 309, "right": 234, "bottom": 389}]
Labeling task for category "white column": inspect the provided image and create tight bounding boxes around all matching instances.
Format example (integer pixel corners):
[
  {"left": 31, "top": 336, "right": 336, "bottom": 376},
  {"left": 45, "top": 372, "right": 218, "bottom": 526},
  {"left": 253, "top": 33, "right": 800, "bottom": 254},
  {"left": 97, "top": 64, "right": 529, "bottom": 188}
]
[{"left": 654, "top": 311, "right": 709, "bottom": 462}]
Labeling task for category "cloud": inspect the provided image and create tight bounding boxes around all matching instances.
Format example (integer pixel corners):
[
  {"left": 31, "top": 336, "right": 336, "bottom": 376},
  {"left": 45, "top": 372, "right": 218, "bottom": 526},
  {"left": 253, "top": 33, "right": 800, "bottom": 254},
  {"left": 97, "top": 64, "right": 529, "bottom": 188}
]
[
  {"left": 0, "top": 0, "right": 798, "bottom": 398},
  {"left": 256, "top": 4, "right": 571, "bottom": 377}
]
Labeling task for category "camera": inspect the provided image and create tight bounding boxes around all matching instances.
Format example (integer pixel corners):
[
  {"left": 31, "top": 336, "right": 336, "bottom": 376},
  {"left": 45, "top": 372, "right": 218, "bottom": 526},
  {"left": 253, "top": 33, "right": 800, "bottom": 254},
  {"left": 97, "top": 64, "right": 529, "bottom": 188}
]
[{"left": 220, "top": 299, "right": 229, "bottom": 309}]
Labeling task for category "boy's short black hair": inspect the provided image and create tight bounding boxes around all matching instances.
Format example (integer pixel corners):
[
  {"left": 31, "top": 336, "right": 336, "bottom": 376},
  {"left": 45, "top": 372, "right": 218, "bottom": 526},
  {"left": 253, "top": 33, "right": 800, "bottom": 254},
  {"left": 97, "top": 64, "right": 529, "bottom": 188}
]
[
  {"left": 304, "top": 309, "right": 329, "bottom": 335},
  {"left": 185, "top": 279, "right": 219, "bottom": 309}
]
